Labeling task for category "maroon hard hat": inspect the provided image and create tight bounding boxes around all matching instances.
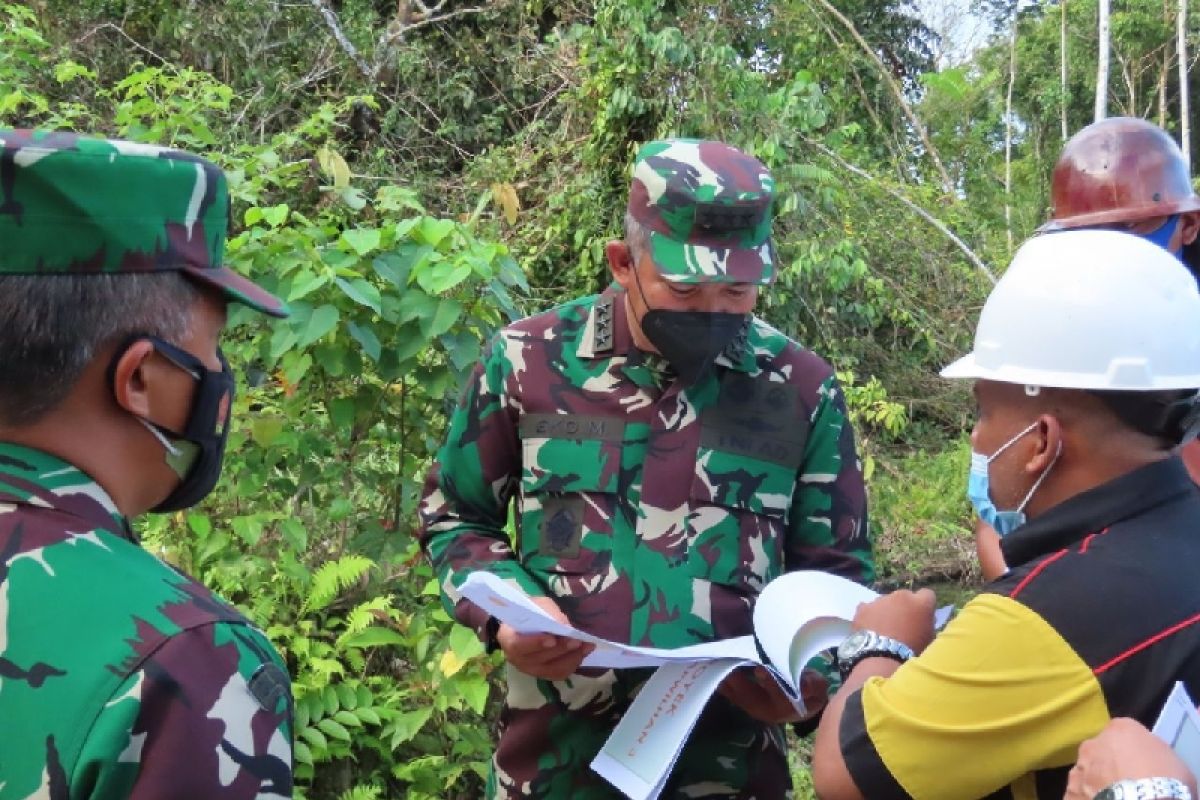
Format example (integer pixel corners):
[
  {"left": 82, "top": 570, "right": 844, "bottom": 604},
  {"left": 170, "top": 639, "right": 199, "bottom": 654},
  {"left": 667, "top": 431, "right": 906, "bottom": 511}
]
[{"left": 1041, "top": 117, "right": 1200, "bottom": 231}]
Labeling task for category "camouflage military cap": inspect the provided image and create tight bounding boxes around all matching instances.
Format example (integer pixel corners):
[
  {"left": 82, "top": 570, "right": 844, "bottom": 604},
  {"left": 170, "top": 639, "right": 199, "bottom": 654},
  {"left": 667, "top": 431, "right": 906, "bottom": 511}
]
[
  {"left": 0, "top": 129, "right": 287, "bottom": 317},
  {"left": 627, "top": 139, "right": 776, "bottom": 285}
]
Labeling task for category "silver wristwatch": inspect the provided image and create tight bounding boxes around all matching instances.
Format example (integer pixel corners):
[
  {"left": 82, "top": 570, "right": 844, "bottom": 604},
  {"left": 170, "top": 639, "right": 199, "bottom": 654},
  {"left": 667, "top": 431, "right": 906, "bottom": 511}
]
[
  {"left": 836, "top": 629, "right": 915, "bottom": 680},
  {"left": 1095, "top": 778, "right": 1193, "bottom": 800}
]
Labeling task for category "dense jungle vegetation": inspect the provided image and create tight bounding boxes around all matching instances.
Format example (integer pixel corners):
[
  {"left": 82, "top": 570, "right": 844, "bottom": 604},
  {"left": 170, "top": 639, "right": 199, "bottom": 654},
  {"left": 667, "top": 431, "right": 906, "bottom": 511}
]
[{"left": 2, "top": 0, "right": 1196, "bottom": 795}]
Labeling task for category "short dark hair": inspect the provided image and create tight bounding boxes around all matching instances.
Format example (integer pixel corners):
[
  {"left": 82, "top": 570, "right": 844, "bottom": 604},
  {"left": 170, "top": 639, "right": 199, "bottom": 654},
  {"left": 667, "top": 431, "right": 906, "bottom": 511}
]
[
  {"left": 0, "top": 273, "right": 198, "bottom": 426},
  {"left": 1089, "top": 389, "right": 1200, "bottom": 446}
]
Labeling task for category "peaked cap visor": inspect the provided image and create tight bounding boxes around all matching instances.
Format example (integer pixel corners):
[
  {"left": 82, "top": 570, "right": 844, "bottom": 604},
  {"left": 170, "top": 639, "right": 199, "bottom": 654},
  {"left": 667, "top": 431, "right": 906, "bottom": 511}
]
[{"left": 182, "top": 265, "right": 289, "bottom": 318}]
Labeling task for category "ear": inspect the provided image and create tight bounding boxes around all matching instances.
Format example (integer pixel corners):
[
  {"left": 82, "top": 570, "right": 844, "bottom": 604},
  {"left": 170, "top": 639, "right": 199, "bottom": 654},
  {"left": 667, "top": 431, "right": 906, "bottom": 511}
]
[
  {"left": 606, "top": 240, "right": 635, "bottom": 290},
  {"left": 1024, "top": 414, "right": 1062, "bottom": 474},
  {"left": 1180, "top": 211, "right": 1200, "bottom": 246},
  {"left": 110, "top": 339, "right": 157, "bottom": 418}
]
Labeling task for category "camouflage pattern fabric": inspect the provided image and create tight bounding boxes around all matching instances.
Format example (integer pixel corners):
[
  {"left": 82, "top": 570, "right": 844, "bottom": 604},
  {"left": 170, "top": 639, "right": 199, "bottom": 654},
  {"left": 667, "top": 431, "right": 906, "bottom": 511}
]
[
  {"left": 627, "top": 139, "right": 776, "bottom": 286},
  {"left": 420, "top": 288, "right": 873, "bottom": 799},
  {"left": 0, "top": 443, "right": 293, "bottom": 799},
  {"left": 0, "top": 129, "right": 286, "bottom": 317}
]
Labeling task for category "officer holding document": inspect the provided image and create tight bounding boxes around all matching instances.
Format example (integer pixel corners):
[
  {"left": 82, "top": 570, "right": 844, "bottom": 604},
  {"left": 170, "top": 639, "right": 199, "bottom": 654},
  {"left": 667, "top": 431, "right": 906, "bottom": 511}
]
[{"left": 420, "top": 139, "right": 874, "bottom": 798}]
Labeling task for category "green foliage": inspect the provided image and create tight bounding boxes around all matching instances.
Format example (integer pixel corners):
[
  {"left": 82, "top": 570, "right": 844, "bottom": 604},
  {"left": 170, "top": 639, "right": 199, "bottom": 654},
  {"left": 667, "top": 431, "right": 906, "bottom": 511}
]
[
  {"left": 10, "top": 0, "right": 1143, "bottom": 792},
  {"left": 870, "top": 439, "right": 977, "bottom": 586}
]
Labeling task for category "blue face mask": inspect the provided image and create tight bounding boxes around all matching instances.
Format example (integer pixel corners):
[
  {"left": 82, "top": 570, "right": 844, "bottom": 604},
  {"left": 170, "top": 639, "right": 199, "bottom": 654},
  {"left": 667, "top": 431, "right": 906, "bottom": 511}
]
[
  {"left": 967, "top": 421, "right": 1061, "bottom": 537},
  {"left": 1139, "top": 214, "right": 1182, "bottom": 256}
]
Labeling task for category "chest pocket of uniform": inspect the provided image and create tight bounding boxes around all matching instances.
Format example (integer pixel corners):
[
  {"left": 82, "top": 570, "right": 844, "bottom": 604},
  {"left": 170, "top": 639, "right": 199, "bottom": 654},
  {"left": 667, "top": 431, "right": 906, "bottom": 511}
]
[
  {"left": 518, "top": 414, "right": 624, "bottom": 576},
  {"left": 686, "top": 375, "right": 807, "bottom": 591}
]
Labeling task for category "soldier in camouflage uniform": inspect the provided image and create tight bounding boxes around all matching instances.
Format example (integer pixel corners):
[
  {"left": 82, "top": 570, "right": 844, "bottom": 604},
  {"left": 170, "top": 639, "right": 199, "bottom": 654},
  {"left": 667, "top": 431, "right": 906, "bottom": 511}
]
[
  {"left": 420, "top": 139, "right": 874, "bottom": 798},
  {"left": 0, "top": 130, "right": 293, "bottom": 799}
]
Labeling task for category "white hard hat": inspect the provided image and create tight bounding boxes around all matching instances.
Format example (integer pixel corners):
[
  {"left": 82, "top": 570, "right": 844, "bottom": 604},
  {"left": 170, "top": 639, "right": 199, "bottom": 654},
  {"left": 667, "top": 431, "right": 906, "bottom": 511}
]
[{"left": 941, "top": 229, "right": 1200, "bottom": 390}]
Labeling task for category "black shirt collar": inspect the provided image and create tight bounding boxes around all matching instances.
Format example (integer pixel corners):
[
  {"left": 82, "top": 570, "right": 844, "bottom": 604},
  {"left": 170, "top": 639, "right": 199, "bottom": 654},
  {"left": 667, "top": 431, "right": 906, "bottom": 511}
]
[{"left": 1000, "top": 456, "right": 1196, "bottom": 568}]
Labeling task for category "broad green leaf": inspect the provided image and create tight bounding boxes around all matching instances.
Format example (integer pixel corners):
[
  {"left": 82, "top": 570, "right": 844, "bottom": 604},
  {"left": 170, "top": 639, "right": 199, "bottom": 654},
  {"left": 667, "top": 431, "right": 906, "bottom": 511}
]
[
  {"left": 416, "top": 260, "right": 472, "bottom": 295},
  {"left": 299, "top": 725, "right": 327, "bottom": 752},
  {"left": 356, "top": 707, "right": 381, "bottom": 725},
  {"left": 230, "top": 516, "right": 263, "bottom": 547},
  {"left": 268, "top": 325, "right": 299, "bottom": 361},
  {"left": 336, "top": 683, "right": 358, "bottom": 711},
  {"left": 293, "top": 741, "right": 313, "bottom": 765},
  {"left": 333, "top": 710, "right": 363, "bottom": 727},
  {"left": 304, "top": 692, "right": 325, "bottom": 723},
  {"left": 263, "top": 203, "right": 289, "bottom": 227},
  {"left": 186, "top": 513, "right": 211, "bottom": 538},
  {"left": 347, "top": 321, "right": 382, "bottom": 362},
  {"left": 340, "top": 228, "right": 382, "bottom": 257},
  {"left": 249, "top": 415, "right": 286, "bottom": 447},
  {"left": 280, "top": 519, "right": 308, "bottom": 552},
  {"left": 316, "top": 718, "right": 351, "bottom": 742},
  {"left": 329, "top": 397, "right": 355, "bottom": 431},
  {"left": 322, "top": 685, "right": 340, "bottom": 716},
  {"left": 334, "top": 277, "right": 382, "bottom": 314},
  {"left": 314, "top": 343, "right": 347, "bottom": 376},
  {"left": 448, "top": 623, "right": 486, "bottom": 661},
  {"left": 397, "top": 290, "right": 437, "bottom": 324},
  {"left": 372, "top": 253, "right": 411, "bottom": 289},
  {"left": 287, "top": 270, "right": 330, "bottom": 302},
  {"left": 389, "top": 707, "right": 433, "bottom": 749},
  {"left": 298, "top": 304, "right": 340, "bottom": 348},
  {"left": 282, "top": 352, "right": 313, "bottom": 386},
  {"left": 420, "top": 298, "right": 462, "bottom": 340},
  {"left": 416, "top": 217, "right": 456, "bottom": 247},
  {"left": 458, "top": 675, "right": 489, "bottom": 715},
  {"left": 445, "top": 332, "right": 482, "bottom": 372}
]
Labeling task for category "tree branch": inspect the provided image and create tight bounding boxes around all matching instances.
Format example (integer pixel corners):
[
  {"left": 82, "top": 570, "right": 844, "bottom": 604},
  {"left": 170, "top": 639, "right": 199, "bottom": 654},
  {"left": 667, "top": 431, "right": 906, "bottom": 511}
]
[
  {"left": 307, "top": 0, "right": 492, "bottom": 84},
  {"left": 805, "top": 138, "right": 996, "bottom": 284},
  {"left": 306, "top": 0, "right": 375, "bottom": 81},
  {"left": 805, "top": 0, "right": 956, "bottom": 197}
]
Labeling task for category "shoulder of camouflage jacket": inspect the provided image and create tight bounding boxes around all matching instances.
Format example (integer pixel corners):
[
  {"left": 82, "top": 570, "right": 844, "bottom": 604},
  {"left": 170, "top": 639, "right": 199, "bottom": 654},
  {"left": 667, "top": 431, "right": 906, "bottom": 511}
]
[
  {"left": 742, "top": 315, "right": 836, "bottom": 390},
  {"left": 496, "top": 292, "right": 835, "bottom": 394},
  {"left": 0, "top": 498, "right": 290, "bottom": 796}
]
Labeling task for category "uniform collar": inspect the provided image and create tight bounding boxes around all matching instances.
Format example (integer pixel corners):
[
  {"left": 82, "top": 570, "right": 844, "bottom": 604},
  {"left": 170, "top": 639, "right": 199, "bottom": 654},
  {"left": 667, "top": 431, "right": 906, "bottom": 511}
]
[
  {"left": 0, "top": 442, "right": 129, "bottom": 538},
  {"left": 576, "top": 286, "right": 757, "bottom": 374},
  {"left": 1000, "top": 456, "right": 1196, "bottom": 568}
]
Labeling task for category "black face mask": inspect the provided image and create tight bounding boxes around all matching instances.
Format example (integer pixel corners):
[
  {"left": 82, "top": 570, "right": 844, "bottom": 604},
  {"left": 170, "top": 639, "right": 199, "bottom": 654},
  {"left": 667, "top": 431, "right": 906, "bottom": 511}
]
[
  {"left": 632, "top": 266, "right": 749, "bottom": 385},
  {"left": 113, "top": 336, "right": 234, "bottom": 513},
  {"left": 640, "top": 309, "right": 748, "bottom": 385}
]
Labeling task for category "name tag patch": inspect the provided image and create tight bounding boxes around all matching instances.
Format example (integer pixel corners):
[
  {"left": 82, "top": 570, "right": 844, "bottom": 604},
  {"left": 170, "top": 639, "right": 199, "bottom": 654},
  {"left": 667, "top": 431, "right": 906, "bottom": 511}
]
[{"left": 520, "top": 413, "right": 626, "bottom": 442}]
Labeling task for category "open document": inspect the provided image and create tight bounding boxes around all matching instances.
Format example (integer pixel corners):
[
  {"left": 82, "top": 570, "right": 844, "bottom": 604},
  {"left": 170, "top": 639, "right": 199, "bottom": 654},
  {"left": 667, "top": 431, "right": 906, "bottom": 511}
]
[
  {"left": 591, "top": 571, "right": 879, "bottom": 800},
  {"left": 459, "top": 570, "right": 954, "bottom": 800},
  {"left": 1152, "top": 681, "right": 1200, "bottom": 776}
]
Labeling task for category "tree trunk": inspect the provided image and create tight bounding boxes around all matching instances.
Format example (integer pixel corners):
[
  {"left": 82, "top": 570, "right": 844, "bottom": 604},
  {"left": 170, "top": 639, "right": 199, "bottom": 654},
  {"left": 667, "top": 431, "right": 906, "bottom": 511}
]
[
  {"left": 1006, "top": 22, "right": 1018, "bottom": 252},
  {"left": 1061, "top": 0, "right": 1069, "bottom": 140},
  {"left": 1096, "top": 0, "right": 1111, "bottom": 120},
  {"left": 1180, "top": 0, "right": 1192, "bottom": 169}
]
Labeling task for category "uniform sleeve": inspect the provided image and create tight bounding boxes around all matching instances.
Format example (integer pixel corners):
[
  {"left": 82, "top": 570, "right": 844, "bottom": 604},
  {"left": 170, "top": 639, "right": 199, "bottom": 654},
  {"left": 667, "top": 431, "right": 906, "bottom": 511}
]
[
  {"left": 419, "top": 332, "right": 544, "bottom": 639},
  {"left": 786, "top": 373, "right": 875, "bottom": 585},
  {"left": 71, "top": 622, "right": 293, "bottom": 800},
  {"left": 838, "top": 593, "right": 1110, "bottom": 800}
]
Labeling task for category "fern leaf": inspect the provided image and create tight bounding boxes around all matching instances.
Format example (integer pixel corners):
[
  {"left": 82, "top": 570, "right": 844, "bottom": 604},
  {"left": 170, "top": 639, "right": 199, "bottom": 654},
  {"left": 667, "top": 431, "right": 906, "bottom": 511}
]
[{"left": 304, "top": 555, "right": 374, "bottom": 612}]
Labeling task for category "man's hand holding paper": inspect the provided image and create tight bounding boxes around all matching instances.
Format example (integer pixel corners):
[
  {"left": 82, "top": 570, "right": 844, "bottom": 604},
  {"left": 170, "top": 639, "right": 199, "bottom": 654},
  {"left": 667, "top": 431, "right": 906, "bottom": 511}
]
[
  {"left": 719, "top": 666, "right": 829, "bottom": 724},
  {"left": 497, "top": 595, "right": 597, "bottom": 681}
]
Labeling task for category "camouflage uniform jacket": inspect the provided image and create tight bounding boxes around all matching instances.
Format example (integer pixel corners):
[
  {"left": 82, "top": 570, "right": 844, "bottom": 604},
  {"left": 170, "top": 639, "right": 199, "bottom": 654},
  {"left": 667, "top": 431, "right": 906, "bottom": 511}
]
[
  {"left": 0, "top": 443, "right": 293, "bottom": 799},
  {"left": 420, "top": 288, "right": 873, "bottom": 798}
]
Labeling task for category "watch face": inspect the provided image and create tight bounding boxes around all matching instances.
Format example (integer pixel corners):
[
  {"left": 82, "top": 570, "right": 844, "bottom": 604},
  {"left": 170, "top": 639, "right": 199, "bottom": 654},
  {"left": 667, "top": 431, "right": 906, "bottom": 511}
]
[{"left": 838, "top": 629, "right": 872, "bottom": 661}]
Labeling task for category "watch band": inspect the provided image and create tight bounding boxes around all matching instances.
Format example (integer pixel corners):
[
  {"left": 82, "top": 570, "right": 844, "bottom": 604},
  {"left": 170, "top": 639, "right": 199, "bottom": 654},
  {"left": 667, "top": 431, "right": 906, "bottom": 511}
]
[
  {"left": 837, "top": 629, "right": 915, "bottom": 680},
  {"left": 483, "top": 616, "right": 502, "bottom": 654},
  {"left": 1095, "top": 778, "right": 1193, "bottom": 800}
]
